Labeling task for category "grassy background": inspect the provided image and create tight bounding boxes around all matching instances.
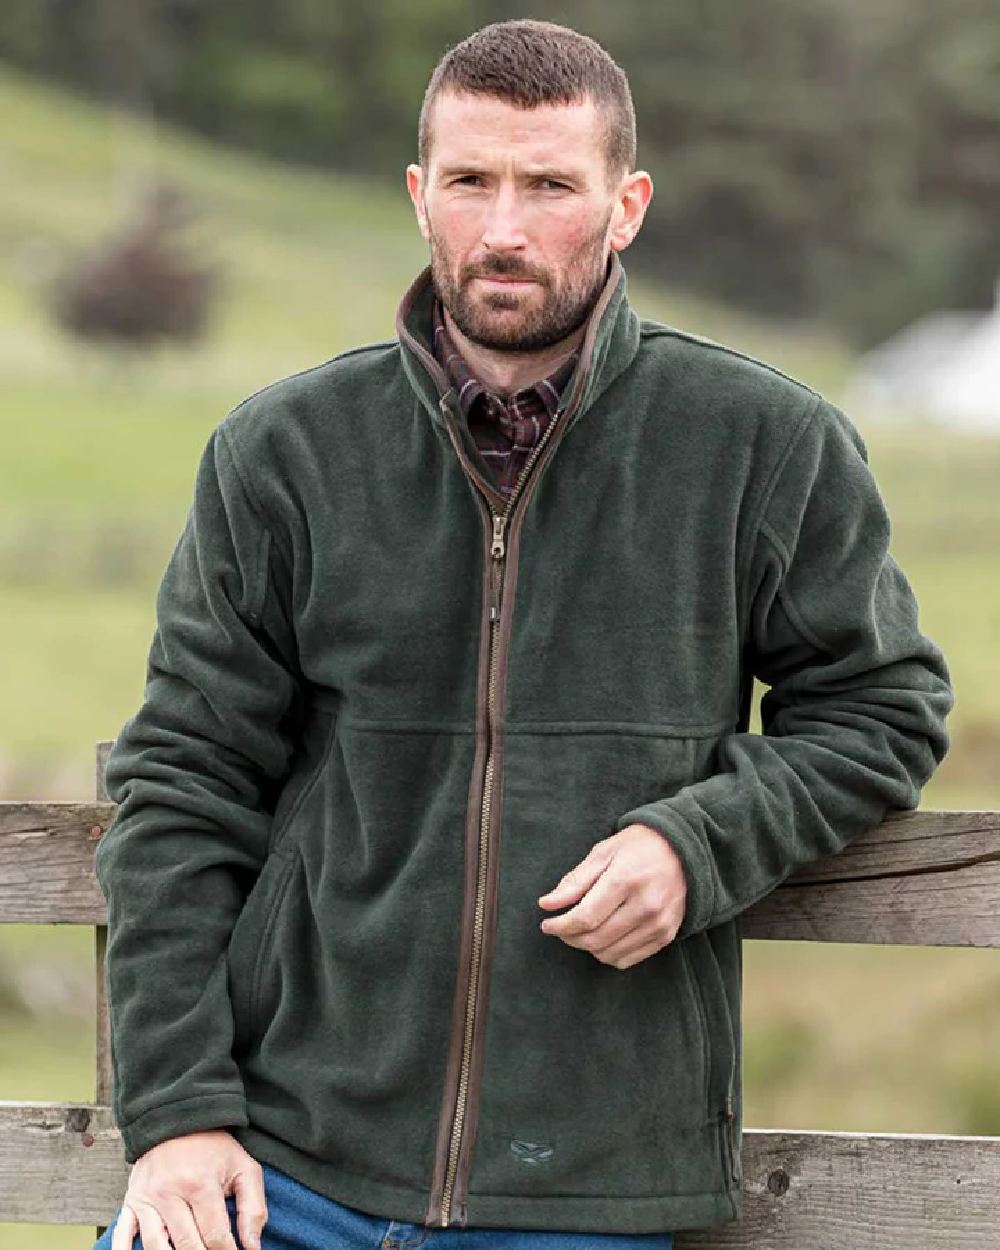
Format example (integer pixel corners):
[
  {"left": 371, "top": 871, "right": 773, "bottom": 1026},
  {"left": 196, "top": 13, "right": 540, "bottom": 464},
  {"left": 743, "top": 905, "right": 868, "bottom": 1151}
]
[{"left": 1, "top": 65, "right": 998, "bottom": 1247}]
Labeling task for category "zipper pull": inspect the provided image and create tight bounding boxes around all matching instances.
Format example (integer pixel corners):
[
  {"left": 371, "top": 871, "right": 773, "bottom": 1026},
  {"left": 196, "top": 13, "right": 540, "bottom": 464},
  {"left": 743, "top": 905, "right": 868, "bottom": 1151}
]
[
  {"left": 488, "top": 514, "right": 506, "bottom": 622},
  {"left": 491, "top": 513, "right": 506, "bottom": 559}
]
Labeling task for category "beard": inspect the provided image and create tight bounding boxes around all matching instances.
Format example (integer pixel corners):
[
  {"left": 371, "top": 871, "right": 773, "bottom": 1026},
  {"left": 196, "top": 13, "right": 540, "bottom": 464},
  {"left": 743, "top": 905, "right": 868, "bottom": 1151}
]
[{"left": 426, "top": 208, "right": 614, "bottom": 353}]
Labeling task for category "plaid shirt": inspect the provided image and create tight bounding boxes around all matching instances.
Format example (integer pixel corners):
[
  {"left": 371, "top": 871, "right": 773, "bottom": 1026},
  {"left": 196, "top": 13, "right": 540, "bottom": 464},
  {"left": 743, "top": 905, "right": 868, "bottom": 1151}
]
[{"left": 432, "top": 298, "right": 579, "bottom": 501}]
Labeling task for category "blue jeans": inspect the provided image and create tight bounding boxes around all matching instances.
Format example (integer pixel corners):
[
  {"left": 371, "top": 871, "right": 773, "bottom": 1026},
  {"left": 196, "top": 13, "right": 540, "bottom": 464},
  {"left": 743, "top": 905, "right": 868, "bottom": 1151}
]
[{"left": 93, "top": 1161, "right": 673, "bottom": 1249}]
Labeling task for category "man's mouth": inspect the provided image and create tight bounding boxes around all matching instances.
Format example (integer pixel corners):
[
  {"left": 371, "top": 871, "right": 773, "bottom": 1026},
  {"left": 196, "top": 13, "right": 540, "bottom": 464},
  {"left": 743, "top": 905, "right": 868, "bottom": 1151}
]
[{"left": 474, "top": 275, "right": 537, "bottom": 287}]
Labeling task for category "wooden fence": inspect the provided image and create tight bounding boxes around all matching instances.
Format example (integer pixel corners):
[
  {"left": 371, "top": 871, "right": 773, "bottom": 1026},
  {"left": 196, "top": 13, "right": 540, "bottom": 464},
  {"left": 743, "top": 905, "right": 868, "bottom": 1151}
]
[{"left": 0, "top": 741, "right": 998, "bottom": 1247}]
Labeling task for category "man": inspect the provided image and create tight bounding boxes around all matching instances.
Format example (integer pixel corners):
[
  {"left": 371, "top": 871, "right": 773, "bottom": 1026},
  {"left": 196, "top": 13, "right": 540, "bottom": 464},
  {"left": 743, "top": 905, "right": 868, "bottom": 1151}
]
[{"left": 93, "top": 18, "right": 954, "bottom": 1250}]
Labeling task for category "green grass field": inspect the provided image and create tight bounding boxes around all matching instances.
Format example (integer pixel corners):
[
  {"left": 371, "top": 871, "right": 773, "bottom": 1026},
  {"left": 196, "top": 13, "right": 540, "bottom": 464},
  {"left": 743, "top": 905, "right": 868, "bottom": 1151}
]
[{"left": 1, "top": 65, "right": 998, "bottom": 1248}]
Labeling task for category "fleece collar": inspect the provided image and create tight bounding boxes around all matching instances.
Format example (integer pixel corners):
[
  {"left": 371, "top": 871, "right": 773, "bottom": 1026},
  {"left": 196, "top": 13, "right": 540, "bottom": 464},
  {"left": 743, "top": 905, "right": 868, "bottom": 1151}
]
[{"left": 394, "top": 250, "right": 642, "bottom": 437}]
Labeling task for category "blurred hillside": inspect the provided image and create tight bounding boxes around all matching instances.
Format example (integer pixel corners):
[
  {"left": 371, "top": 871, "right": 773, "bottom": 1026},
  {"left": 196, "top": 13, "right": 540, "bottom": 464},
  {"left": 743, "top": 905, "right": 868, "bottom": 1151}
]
[
  {"left": 1, "top": 58, "right": 999, "bottom": 1250},
  {"left": 1, "top": 62, "right": 997, "bottom": 807},
  {"left": 2, "top": 0, "right": 999, "bottom": 345}
]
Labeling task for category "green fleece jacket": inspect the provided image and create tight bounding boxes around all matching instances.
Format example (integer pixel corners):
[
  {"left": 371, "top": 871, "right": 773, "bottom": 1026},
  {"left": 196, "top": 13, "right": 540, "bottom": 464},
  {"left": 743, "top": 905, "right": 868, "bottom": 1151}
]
[{"left": 95, "top": 252, "right": 953, "bottom": 1236}]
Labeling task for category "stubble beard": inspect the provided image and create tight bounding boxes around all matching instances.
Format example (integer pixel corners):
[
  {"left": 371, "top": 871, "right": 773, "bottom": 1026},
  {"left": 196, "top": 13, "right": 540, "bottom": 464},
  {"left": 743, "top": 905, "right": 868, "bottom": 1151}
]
[{"left": 426, "top": 209, "right": 614, "bottom": 353}]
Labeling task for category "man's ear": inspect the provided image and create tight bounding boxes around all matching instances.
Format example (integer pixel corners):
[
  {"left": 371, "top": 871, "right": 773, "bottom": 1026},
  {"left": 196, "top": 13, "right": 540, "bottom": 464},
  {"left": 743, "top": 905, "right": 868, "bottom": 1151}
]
[
  {"left": 608, "top": 170, "right": 654, "bottom": 253},
  {"left": 406, "top": 164, "right": 430, "bottom": 242}
]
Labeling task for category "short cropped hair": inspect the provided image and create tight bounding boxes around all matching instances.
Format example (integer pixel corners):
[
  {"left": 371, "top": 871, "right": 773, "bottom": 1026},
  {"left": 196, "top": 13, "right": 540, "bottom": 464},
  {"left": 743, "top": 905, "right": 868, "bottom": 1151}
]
[{"left": 418, "top": 19, "right": 636, "bottom": 184}]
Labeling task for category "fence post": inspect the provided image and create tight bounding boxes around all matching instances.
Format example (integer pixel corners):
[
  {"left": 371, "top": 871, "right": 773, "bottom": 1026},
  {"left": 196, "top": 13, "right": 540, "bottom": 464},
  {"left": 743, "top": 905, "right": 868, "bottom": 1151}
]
[{"left": 95, "top": 739, "right": 115, "bottom": 1242}]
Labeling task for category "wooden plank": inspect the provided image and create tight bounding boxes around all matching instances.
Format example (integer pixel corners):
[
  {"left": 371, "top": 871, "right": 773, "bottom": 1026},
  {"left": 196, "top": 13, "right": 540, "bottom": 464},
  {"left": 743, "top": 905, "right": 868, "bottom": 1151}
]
[
  {"left": 4, "top": 801, "right": 999, "bottom": 945},
  {"left": 742, "top": 809, "right": 1000, "bottom": 948},
  {"left": 0, "top": 801, "right": 113, "bottom": 923},
  {"left": 2, "top": 1107, "right": 998, "bottom": 1240},
  {"left": 0, "top": 1101, "right": 129, "bottom": 1224},
  {"left": 679, "top": 1128, "right": 1000, "bottom": 1249}
]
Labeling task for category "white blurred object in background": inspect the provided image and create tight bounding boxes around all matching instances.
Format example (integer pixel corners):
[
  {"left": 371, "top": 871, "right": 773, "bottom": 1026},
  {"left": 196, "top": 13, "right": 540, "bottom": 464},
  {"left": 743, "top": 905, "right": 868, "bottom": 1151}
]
[{"left": 844, "top": 276, "right": 1000, "bottom": 432}]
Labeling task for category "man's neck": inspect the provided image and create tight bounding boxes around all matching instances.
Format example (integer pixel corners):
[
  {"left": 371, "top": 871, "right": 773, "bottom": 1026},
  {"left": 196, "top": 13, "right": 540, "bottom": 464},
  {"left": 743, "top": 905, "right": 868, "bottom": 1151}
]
[{"left": 442, "top": 305, "right": 585, "bottom": 397}]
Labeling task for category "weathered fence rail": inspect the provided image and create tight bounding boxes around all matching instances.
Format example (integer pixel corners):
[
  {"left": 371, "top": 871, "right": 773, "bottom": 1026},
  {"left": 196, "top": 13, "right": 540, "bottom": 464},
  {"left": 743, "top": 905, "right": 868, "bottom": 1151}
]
[{"left": 0, "top": 742, "right": 998, "bottom": 1247}]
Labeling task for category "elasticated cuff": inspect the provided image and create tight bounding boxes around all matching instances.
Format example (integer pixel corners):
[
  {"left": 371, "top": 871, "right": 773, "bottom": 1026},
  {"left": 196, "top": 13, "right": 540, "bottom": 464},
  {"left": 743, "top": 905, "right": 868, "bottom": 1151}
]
[{"left": 119, "top": 1091, "right": 249, "bottom": 1164}]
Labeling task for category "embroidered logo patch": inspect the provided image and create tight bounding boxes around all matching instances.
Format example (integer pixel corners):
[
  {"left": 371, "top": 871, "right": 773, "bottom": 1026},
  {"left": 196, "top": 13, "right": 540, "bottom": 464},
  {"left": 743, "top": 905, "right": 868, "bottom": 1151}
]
[{"left": 509, "top": 1138, "right": 555, "bottom": 1165}]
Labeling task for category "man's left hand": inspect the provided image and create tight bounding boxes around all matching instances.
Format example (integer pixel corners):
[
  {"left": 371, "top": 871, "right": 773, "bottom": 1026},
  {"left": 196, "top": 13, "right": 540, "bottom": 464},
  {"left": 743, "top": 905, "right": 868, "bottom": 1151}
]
[{"left": 537, "top": 824, "right": 688, "bottom": 970}]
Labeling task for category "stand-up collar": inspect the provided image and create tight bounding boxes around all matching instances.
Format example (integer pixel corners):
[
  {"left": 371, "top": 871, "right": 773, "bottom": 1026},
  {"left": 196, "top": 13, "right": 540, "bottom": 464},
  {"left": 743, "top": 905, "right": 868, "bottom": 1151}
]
[{"left": 395, "top": 251, "right": 642, "bottom": 436}]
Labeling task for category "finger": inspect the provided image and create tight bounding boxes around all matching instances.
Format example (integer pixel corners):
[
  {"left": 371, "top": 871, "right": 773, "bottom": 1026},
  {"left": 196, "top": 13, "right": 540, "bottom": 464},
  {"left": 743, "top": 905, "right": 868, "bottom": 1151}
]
[
  {"left": 584, "top": 886, "right": 682, "bottom": 955},
  {"left": 232, "top": 1164, "right": 269, "bottom": 1250},
  {"left": 110, "top": 1202, "right": 137, "bottom": 1250},
  {"left": 540, "top": 865, "right": 629, "bottom": 937},
  {"left": 150, "top": 1193, "right": 213, "bottom": 1250},
  {"left": 538, "top": 843, "right": 614, "bottom": 909},
  {"left": 570, "top": 898, "right": 649, "bottom": 953},
  {"left": 133, "top": 1198, "right": 173, "bottom": 1250},
  {"left": 187, "top": 1187, "right": 241, "bottom": 1250},
  {"left": 601, "top": 932, "right": 669, "bottom": 970}
]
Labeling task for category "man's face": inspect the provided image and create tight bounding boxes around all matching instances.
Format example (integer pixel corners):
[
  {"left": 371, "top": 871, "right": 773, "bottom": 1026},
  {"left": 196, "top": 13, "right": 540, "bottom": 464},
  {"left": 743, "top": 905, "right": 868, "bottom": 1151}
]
[{"left": 407, "top": 91, "right": 638, "bottom": 353}]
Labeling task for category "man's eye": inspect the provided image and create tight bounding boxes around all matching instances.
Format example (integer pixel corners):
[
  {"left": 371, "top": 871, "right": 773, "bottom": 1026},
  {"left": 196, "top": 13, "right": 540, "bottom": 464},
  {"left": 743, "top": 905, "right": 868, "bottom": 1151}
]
[
  {"left": 538, "top": 179, "right": 570, "bottom": 191},
  {"left": 454, "top": 175, "right": 483, "bottom": 186}
]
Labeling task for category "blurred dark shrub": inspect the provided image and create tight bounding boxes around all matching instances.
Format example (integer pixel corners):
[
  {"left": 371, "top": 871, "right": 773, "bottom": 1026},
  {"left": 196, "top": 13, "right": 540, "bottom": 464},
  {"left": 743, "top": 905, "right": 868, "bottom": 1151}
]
[{"left": 52, "top": 183, "right": 218, "bottom": 345}]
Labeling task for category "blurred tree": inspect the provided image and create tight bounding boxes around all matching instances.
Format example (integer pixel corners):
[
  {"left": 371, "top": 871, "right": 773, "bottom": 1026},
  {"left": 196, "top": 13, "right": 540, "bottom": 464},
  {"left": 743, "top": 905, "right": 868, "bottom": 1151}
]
[{"left": 2, "top": 0, "right": 998, "bottom": 345}]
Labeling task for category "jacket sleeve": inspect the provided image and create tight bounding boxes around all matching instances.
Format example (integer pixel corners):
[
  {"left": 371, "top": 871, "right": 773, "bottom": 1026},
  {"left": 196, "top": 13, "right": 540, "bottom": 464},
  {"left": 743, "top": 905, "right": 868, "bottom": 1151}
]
[
  {"left": 94, "top": 421, "right": 302, "bottom": 1162},
  {"left": 613, "top": 397, "right": 954, "bottom": 940}
]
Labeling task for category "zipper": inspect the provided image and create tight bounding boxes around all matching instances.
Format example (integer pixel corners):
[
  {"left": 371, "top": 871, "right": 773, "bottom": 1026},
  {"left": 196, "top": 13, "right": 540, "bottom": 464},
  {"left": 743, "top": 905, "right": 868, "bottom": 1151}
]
[
  {"left": 722, "top": 1092, "right": 739, "bottom": 1185},
  {"left": 399, "top": 260, "right": 623, "bottom": 1228},
  {"left": 437, "top": 400, "right": 565, "bottom": 1227}
]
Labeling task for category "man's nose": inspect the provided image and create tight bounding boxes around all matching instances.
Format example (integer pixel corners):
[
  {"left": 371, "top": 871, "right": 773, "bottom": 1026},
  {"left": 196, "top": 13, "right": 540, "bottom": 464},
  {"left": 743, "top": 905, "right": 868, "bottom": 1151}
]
[{"left": 481, "top": 185, "right": 528, "bottom": 251}]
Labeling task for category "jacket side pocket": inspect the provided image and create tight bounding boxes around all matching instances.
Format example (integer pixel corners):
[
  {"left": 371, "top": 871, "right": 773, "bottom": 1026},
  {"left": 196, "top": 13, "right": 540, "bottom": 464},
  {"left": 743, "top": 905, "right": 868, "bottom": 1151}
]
[
  {"left": 266, "top": 698, "right": 340, "bottom": 857},
  {"left": 678, "top": 928, "right": 737, "bottom": 1129},
  {"left": 678, "top": 937, "right": 711, "bottom": 1119},
  {"left": 228, "top": 845, "right": 299, "bottom": 1054}
]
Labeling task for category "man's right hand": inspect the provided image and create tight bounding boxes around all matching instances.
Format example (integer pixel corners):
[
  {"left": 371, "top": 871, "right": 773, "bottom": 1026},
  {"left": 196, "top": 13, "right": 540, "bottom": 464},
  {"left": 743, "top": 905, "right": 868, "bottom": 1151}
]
[{"left": 110, "top": 1129, "right": 268, "bottom": 1250}]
